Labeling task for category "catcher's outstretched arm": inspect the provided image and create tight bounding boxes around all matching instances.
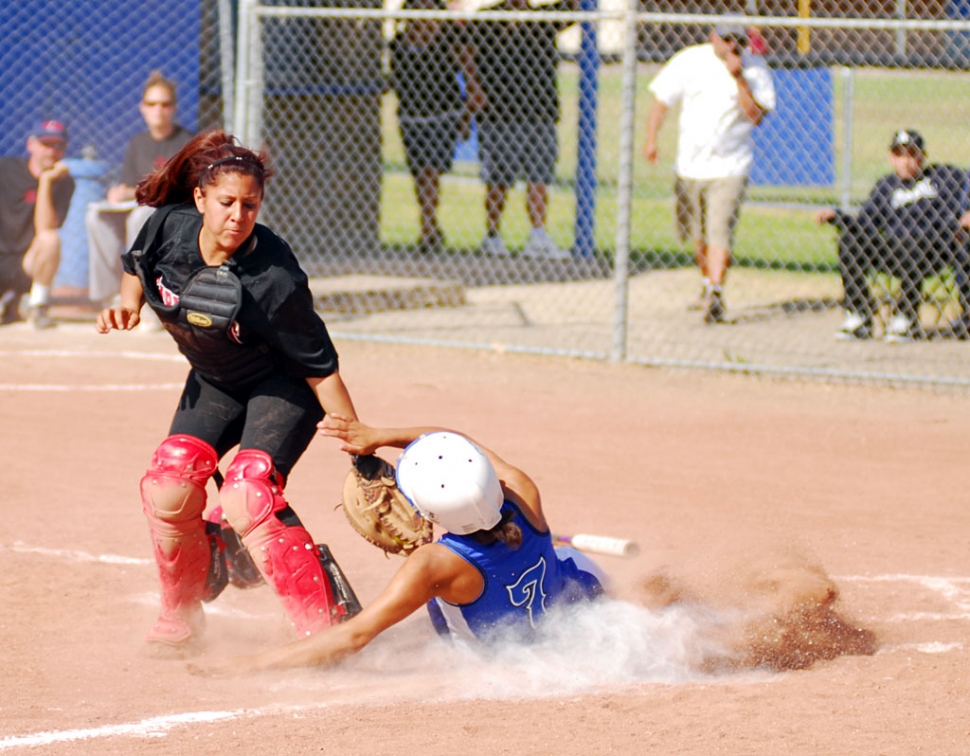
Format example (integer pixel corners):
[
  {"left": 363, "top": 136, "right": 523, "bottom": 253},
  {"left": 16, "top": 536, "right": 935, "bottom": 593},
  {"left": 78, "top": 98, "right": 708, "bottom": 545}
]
[
  {"left": 306, "top": 373, "right": 358, "bottom": 423},
  {"left": 321, "top": 415, "right": 522, "bottom": 485}
]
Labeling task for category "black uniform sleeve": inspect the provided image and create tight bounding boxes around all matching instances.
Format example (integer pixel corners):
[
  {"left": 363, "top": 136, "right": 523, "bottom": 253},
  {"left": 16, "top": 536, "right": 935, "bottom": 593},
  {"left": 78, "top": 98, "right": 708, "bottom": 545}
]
[
  {"left": 121, "top": 204, "right": 173, "bottom": 276},
  {"left": 121, "top": 217, "right": 148, "bottom": 276},
  {"left": 935, "top": 165, "right": 969, "bottom": 226},
  {"left": 266, "top": 284, "right": 339, "bottom": 379},
  {"left": 241, "top": 228, "right": 340, "bottom": 379}
]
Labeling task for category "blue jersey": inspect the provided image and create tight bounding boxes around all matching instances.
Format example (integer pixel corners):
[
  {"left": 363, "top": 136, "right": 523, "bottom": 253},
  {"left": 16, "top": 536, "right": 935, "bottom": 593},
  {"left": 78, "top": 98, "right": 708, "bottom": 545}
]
[{"left": 427, "top": 502, "right": 604, "bottom": 643}]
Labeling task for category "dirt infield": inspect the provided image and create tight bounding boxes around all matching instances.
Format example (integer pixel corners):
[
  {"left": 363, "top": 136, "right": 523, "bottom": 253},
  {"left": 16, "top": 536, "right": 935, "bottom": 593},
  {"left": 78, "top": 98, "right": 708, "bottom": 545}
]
[{"left": 2, "top": 322, "right": 969, "bottom": 755}]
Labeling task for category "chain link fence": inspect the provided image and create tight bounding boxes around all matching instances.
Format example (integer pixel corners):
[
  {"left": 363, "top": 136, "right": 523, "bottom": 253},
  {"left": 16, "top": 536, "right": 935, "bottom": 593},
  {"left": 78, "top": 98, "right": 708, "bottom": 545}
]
[
  {"left": 0, "top": 0, "right": 229, "bottom": 301},
  {"left": 4, "top": 1, "right": 970, "bottom": 386}
]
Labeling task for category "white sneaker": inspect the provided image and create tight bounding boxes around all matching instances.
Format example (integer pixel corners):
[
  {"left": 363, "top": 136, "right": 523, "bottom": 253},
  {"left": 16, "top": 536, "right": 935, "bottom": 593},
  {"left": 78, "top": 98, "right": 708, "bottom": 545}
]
[
  {"left": 480, "top": 234, "right": 510, "bottom": 257},
  {"left": 834, "top": 311, "right": 872, "bottom": 341},
  {"left": 522, "top": 228, "right": 571, "bottom": 260},
  {"left": 884, "top": 315, "right": 915, "bottom": 343}
]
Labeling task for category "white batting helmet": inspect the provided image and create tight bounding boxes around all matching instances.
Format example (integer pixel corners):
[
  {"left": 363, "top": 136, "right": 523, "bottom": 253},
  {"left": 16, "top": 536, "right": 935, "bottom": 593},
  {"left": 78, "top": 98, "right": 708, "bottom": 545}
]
[{"left": 395, "top": 432, "right": 503, "bottom": 535}]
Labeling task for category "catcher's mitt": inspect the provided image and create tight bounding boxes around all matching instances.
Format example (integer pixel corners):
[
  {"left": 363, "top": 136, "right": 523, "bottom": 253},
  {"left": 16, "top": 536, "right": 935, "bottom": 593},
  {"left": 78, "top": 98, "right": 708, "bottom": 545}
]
[{"left": 339, "top": 454, "right": 433, "bottom": 557}]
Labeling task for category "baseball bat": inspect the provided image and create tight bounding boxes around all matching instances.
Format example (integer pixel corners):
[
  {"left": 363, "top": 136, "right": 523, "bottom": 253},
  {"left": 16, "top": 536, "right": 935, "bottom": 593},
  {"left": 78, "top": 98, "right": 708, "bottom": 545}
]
[{"left": 553, "top": 533, "right": 640, "bottom": 558}]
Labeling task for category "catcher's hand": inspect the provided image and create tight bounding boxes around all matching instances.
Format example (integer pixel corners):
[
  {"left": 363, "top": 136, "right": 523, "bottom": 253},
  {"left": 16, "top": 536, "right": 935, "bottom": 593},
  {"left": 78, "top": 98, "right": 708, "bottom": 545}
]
[{"left": 339, "top": 454, "right": 433, "bottom": 557}]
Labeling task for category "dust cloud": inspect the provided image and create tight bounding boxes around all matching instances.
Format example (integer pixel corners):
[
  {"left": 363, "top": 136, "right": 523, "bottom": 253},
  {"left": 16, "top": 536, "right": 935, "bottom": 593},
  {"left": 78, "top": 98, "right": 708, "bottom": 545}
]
[
  {"left": 195, "top": 550, "right": 877, "bottom": 703},
  {"left": 637, "top": 550, "right": 878, "bottom": 673},
  {"left": 346, "top": 548, "right": 877, "bottom": 700}
]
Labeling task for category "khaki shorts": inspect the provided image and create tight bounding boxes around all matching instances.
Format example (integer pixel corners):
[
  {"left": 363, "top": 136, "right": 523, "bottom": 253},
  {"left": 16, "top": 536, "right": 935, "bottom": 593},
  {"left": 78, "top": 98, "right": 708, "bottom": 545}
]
[{"left": 674, "top": 175, "right": 748, "bottom": 250}]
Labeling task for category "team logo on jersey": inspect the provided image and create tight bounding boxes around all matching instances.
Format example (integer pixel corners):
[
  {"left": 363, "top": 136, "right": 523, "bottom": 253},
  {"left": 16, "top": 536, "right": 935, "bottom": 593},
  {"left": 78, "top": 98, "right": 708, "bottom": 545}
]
[
  {"left": 890, "top": 178, "right": 939, "bottom": 209},
  {"left": 506, "top": 556, "right": 548, "bottom": 629},
  {"left": 155, "top": 275, "right": 180, "bottom": 307},
  {"left": 187, "top": 312, "right": 213, "bottom": 327}
]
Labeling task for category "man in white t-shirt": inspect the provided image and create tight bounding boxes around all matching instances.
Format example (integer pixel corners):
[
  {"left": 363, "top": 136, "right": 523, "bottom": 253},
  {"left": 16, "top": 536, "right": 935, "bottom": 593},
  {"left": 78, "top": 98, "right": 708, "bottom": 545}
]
[{"left": 642, "top": 22, "right": 775, "bottom": 323}]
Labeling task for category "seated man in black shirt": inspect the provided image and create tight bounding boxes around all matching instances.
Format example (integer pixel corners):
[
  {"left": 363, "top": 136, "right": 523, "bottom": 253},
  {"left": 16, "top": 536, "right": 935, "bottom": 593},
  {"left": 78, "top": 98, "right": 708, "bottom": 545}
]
[
  {"left": 0, "top": 120, "right": 76, "bottom": 329},
  {"left": 816, "top": 129, "right": 970, "bottom": 342}
]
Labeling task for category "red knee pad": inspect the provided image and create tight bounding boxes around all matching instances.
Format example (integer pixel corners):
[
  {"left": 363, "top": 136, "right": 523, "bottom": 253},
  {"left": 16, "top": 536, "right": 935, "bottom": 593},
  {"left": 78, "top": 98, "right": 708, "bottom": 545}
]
[
  {"left": 220, "top": 449, "right": 287, "bottom": 538},
  {"left": 141, "top": 435, "right": 219, "bottom": 526}
]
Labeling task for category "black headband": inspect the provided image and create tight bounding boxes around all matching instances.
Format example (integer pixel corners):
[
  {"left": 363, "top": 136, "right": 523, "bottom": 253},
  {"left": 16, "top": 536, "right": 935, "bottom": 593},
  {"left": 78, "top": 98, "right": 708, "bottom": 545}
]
[{"left": 201, "top": 155, "right": 261, "bottom": 179}]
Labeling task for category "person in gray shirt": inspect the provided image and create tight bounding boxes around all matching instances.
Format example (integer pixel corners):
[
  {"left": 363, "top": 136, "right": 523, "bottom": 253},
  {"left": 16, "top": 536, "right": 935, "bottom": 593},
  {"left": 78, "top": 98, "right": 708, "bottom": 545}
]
[{"left": 86, "top": 70, "right": 193, "bottom": 311}]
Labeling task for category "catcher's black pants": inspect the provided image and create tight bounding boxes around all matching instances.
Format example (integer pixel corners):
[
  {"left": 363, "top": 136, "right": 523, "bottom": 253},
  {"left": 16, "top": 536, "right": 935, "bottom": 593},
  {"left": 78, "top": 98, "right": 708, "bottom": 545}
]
[
  {"left": 169, "top": 370, "right": 323, "bottom": 480},
  {"left": 837, "top": 220, "right": 970, "bottom": 323}
]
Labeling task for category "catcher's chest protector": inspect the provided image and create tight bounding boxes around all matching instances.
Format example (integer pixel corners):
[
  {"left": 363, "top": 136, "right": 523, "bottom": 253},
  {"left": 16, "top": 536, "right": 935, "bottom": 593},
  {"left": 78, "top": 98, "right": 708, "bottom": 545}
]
[{"left": 131, "top": 207, "right": 274, "bottom": 387}]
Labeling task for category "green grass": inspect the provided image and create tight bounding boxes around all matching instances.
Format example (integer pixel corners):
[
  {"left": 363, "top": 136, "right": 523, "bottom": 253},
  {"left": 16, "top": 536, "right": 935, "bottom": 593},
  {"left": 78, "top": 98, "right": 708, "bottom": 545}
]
[{"left": 379, "top": 63, "right": 970, "bottom": 273}]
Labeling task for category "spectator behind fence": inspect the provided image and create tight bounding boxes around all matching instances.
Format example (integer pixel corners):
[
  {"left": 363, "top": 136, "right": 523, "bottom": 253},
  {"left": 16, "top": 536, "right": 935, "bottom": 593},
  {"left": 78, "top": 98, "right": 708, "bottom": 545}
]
[
  {"left": 0, "top": 119, "right": 76, "bottom": 329},
  {"left": 816, "top": 129, "right": 970, "bottom": 342},
  {"left": 86, "top": 71, "right": 194, "bottom": 314},
  {"left": 390, "top": 0, "right": 482, "bottom": 254},
  {"left": 642, "top": 21, "right": 775, "bottom": 324},
  {"left": 469, "top": 0, "right": 577, "bottom": 261}
]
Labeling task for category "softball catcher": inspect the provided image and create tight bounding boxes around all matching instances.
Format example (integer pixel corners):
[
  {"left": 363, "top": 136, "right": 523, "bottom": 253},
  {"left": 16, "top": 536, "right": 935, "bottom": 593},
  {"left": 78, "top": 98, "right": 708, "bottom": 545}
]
[{"left": 97, "top": 131, "right": 360, "bottom": 646}]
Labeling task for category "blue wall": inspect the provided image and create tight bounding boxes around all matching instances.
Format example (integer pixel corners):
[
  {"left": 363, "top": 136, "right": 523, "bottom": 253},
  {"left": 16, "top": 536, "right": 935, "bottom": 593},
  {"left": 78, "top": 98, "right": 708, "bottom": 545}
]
[
  {"left": 0, "top": 0, "right": 200, "bottom": 166},
  {"left": 751, "top": 68, "right": 835, "bottom": 187}
]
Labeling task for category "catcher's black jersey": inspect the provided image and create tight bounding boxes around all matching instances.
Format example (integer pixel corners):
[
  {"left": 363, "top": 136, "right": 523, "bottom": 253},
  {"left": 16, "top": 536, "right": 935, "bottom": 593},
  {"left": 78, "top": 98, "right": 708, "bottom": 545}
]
[{"left": 122, "top": 204, "right": 338, "bottom": 387}]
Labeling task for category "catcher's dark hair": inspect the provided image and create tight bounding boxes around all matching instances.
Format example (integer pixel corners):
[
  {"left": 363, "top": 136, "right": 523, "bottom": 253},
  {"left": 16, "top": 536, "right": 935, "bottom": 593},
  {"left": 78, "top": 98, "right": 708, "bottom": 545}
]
[
  {"left": 135, "top": 129, "right": 274, "bottom": 208},
  {"left": 470, "top": 508, "right": 522, "bottom": 550}
]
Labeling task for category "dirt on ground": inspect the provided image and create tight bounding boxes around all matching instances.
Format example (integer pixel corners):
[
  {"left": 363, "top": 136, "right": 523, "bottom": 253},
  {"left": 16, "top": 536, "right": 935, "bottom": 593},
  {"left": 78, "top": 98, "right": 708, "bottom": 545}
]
[{"left": 1, "top": 323, "right": 968, "bottom": 755}]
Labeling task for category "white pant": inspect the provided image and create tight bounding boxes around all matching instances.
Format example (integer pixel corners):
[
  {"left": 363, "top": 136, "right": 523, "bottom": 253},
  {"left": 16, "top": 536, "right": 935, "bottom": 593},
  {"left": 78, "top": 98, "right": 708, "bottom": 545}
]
[{"left": 85, "top": 204, "right": 154, "bottom": 304}]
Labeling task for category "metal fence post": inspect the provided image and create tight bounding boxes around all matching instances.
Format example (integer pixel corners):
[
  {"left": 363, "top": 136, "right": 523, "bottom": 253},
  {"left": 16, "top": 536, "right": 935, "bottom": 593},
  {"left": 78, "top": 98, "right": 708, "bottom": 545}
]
[
  {"left": 574, "top": 0, "right": 600, "bottom": 260},
  {"left": 234, "top": 0, "right": 264, "bottom": 148},
  {"left": 218, "top": 0, "right": 236, "bottom": 133},
  {"left": 839, "top": 66, "right": 854, "bottom": 212},
  {"left": 611, "top": 0, "right": 637, "bottom": 362},
  {"left": 234, "top": 0, "right": 253, "bottom": 146}
]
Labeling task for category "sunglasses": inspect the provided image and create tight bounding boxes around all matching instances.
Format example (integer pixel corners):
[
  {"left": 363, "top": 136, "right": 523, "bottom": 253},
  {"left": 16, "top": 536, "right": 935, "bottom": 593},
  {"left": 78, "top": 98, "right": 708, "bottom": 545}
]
[
  {"left": 143, "top": 100, "right": 175, "bottom": 108},
  {"left": 721, "top": 34, "right": 748, "bottom": 47}
]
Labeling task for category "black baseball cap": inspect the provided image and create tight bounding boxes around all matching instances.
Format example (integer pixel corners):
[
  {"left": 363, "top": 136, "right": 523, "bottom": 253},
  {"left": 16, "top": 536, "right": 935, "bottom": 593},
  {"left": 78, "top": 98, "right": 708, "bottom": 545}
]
[{"left": 890, "top": 129, "right": 924, "bottom": 153}]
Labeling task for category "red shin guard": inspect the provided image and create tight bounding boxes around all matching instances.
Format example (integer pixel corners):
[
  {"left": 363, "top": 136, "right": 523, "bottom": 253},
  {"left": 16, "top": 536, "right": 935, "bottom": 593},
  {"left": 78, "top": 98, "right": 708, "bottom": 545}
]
[
  {"left": 221, "top": 449, "right": 341, "bottom": 636},
  {"left": 140, "top": 435, "right": 218, "bottom": 645}
]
